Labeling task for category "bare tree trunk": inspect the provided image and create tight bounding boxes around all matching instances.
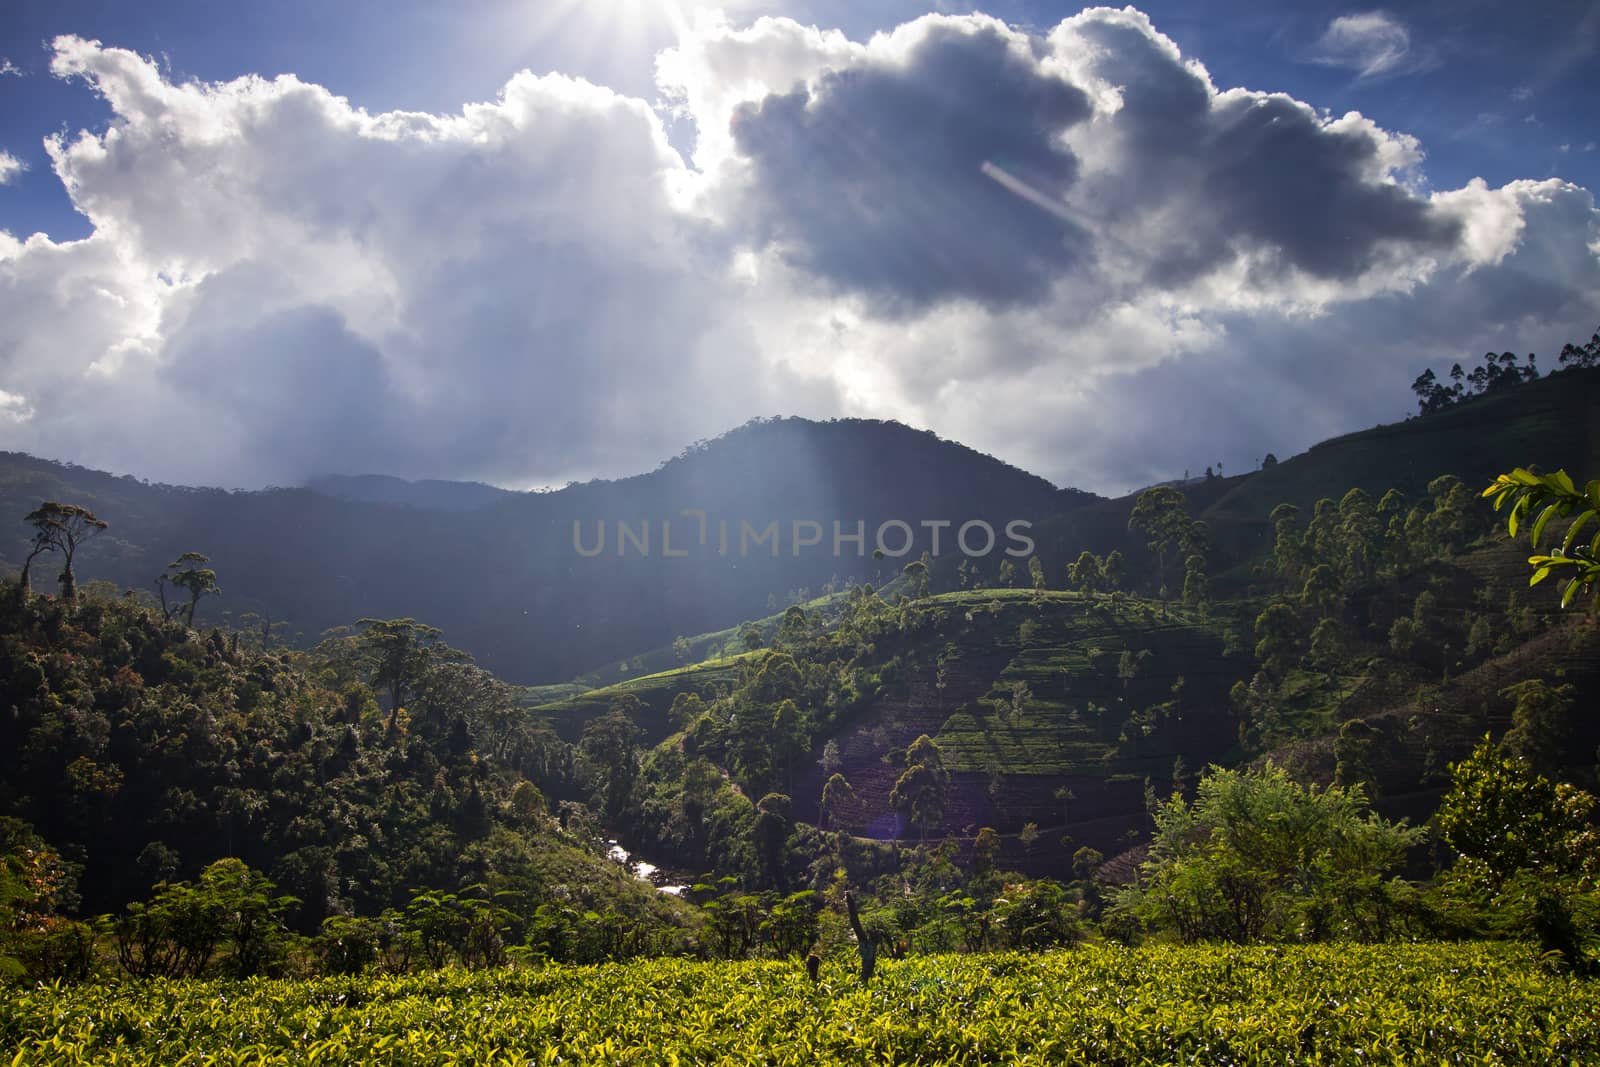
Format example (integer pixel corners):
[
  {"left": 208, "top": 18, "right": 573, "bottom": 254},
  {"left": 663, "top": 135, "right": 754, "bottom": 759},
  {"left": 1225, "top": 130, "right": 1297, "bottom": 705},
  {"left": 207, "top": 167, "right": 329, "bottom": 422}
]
[
  {"left": 845, "top": 892, "right": 876, "bottom": 984},
  {"left": 58, "top": 561, "right": 76, "bottom": 602}
]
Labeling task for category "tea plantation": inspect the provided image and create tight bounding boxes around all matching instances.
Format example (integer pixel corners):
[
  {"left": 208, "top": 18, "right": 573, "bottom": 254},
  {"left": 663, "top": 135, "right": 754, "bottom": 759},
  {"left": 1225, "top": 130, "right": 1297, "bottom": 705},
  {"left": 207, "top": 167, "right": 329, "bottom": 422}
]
[{"left": 4, "top": 942, "right": 1596, "bottom": 1065}]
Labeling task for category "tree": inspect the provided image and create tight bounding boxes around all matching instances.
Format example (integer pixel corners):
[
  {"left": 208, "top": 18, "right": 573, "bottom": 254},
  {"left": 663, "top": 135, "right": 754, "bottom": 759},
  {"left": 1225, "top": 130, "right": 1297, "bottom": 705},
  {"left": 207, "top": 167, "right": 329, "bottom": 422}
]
[
  {"left": 1387, "top": 616, "right": 1420, "bottom": 659},
  {"left": 1129, "top": 487, "right": 1199, "bottom": 595},
  {"left": 580, "top": 697, "right": 644, "bottom": 823},
  {"left": 1268, "top": 503, "right": 1306, "bottom": 582},
  {"left": 1483, "top": 466, "right": 1600, "bottom": 610},
  {"left": 1116, "top": 764, "right": 1422, "bottom": 943},
  {"left": 997, "top": 559, "right": 1016, "bottom": 588},
  {"left": 770, "top": 698, "right": 811, "bottom": 792},
  {"left": 1068, "top": 551, "right": 1102, "bottom": 597},
  {"left": 901, "top": 559, "right": 929, "bottom": 599},
  {"left": 753, "top": 793, "right": 793, "bottom": 889},
  {"left": 14, "top": 518, "right": 56, "bottom": 602},
  {"left": 972, "top": 826, "right": 1001, "bottom": 877},
  {"left": 1101, "top": 550, "right": 1126, "bottom": 594},
  {"left": 669, "top": 691, "right": 707, "bottom": 730},
  {"left": 1411, "top": 368, "right": 1455, "bottom": 414},
  {"left": 0, "top": 819, "right": 90, "bottom": 982},
  {"left": 1299, "top": 563, "right": 1340, "bottom": 618},
  {"left": 1500, "top": 679, "right": 1576, "bottom": 776},
  {"left": 1253, "top": 602, "right": 1300, "bottom": 678},
  {"left": 1181, "top": 554, "right": 1208, "bottom": 613},
  {"left": 1336, "top": 488, "right": 1382, "bottom": 584},
  {"left": 1435, "top": 738, "right": 1599, "bottom": 969},
  {"left": 354, "top": 618, "right": 469, "bottom": 732},
  {"left": 740, "top": 623, "right": 765, "bottom": 651},
  {"left": 1027, "top": 555, "right": 1046, "bottom": 591},
  {"left": 1307, "top": 617, "right": 1342, "bottom": 671},
  {"left": 1333, "top": 718, "right": 1379, "bottom": 797},
  {"left": 158, "top": 551, "right": 220, "bottom": 627},
  {"left": 115, "top": 859, "right": 295, "bottom": 978},
  {"left": 23, "top": 502, "right": 107, "bottom": 602},
  {"left": 777, "top": 605, "right": 809, "bottom": 646},
  {"left": 1558, "top": 328, "right": 1599, "bottom": 369},
  {"left": 1436, "top": 738, "right": 1595, "bottom": 887},
  {"left": 820, "top": 772, "right": 858, "bottom": 831},
  {"left": 890, "top": 735, "right": 949, "bottom": 842}
]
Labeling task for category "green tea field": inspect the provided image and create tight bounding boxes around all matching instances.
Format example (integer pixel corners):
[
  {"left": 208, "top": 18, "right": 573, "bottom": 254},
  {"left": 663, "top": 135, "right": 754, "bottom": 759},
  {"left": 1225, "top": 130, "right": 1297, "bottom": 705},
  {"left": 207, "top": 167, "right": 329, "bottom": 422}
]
[{"left": 4, "top": 943, "right": 1595, "bottom": 1065}]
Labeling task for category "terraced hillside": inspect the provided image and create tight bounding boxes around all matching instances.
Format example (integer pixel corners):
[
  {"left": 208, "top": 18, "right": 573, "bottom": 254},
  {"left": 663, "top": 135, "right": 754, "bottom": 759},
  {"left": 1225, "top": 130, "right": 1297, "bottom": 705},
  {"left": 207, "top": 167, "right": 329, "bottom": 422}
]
[
  {"left": 781, "top": 592, "right": 1240, "bottom": 844},
  {"left": 527, "top": 653, "right": 758, "bottom": 743}
]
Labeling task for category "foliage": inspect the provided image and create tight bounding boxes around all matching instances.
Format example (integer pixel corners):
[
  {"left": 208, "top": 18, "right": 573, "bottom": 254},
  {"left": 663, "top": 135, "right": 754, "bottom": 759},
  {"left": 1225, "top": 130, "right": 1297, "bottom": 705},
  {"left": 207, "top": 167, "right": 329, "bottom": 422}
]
[
  {"left": 1118, "top": 764, "right": 1424, "bottom": 943},
  {"left": 1433, "top": 739, "right": 1600, "bottom": 969},
  {"left": 1127, "top": 487, "right": 1201, "bottom": 595},
  {"left": 1559, "top": 328, "right": 1600, "bottom": 369},
  {"left": 1483, "top": 465, "right": 1600, "bottom": 610},
  {"left": 113, "top": 859, "right": 297, "bottom": 979},
  {"left": 889, "top": 735, "right": 949, "bottom": 841},
  {"left": 156, "top": 552, "right": 220, "bottom": 627},
  {"left": 0, "top": 820, "right": 91, "bottom": 983},
  {"left": 0, "top": 583, "right": 698, "bottom": 959},
  {"left": 3, "top": 945, "right": 1599, "bottom": 1064},
  {"left": 1435, "top": 738, "right": 1596, "bottom": 889}
]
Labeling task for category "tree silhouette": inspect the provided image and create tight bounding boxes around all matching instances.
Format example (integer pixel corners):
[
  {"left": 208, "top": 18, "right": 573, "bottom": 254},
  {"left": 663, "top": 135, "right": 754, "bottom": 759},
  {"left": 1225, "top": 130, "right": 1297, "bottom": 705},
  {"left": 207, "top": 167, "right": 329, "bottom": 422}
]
[
  {"left": 158, "top": 552, "right": 220, "bottom": 627},
  {"left": 23, "top": 502, "right": 107, "bottom": 602}
]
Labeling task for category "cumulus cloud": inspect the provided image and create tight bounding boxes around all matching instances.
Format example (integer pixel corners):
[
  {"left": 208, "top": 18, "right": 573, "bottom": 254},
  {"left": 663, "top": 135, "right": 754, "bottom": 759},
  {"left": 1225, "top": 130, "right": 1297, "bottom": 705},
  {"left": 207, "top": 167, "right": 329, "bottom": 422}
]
[
  {"left": 0, "top": 151, "right": 23, "bottom": 185},
  {"left": 1311, "top": 11, "right": 1418, "bottom": 78},
  {"left": 1, "top": 35, "right": 833, "bottom": 487},
  {"left": 0, "top": 12, "right": 1596, "bottom": 495}
]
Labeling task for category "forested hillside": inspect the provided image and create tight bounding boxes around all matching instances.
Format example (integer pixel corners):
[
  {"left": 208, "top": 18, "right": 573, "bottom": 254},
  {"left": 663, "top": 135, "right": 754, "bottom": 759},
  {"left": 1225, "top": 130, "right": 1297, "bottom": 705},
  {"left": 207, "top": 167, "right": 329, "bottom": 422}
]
[
  {"left": 3, "top": 358, "right": 1600, "bottom": 993},
  {"left": 0, "top": 418, "right": 1079, "bottom": 683},
  {"left": 0, "top": 587, "right": 699, "bottom": 978}
]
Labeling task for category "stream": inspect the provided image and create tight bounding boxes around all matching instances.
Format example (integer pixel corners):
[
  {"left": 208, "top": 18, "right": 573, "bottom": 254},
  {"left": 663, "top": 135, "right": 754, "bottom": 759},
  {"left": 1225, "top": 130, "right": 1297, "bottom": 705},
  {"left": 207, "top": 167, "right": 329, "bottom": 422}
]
[{"left": 606, "top": 840, "right": 690, "bottom": 896}]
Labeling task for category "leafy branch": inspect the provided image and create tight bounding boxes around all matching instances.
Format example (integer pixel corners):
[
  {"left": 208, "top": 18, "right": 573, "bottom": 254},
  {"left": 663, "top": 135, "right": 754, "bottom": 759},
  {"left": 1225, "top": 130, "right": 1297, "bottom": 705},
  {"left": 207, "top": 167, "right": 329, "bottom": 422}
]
[{"left": 1482, "top": 467, "right": 1600, "bottom": 609}]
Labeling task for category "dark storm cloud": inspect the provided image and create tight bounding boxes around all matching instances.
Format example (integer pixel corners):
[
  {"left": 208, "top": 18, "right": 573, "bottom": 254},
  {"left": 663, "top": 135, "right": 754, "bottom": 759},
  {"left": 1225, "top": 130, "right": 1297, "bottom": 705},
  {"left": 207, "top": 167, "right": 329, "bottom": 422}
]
[
  {"left": 1060, "top": 13, "right": 1462, "bottom": 287},
  {"left": 730, "top": 20, "right": 1093, "bottom": 311}
]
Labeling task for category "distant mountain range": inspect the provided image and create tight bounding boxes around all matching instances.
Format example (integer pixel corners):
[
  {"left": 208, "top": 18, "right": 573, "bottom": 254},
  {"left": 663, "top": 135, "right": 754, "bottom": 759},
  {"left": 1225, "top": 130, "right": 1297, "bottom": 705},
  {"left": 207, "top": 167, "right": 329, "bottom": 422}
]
[
  {"left": 0, "top": 418, "right": 1085, "bottom": 682},
  {"left": 304, "top": 474, "right": 517, "bottom": 512},
  {"left": 1, "top": 373, "right": 1595, "bottom": 683}
]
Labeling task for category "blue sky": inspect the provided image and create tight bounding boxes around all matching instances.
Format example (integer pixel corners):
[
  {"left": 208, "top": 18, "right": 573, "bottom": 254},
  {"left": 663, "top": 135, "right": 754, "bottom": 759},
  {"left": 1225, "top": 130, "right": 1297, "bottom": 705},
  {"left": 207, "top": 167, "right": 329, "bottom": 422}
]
[{"left": 0, "top": 2, "right": 1596, "bottom": 493}]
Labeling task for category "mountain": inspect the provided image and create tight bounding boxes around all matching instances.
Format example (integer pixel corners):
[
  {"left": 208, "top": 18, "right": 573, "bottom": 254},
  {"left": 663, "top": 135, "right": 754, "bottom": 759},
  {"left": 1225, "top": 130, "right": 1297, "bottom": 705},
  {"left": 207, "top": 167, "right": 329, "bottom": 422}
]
[
  {"left": 509, "top": 368, "right": 1600, "bottom": 882},
  {"left": 305, "top": 474, "right": 517, "bottom": 512},
  {"left": 0, "top": 418, "right": 1082, "bottom": 683},
  {"left": 4, "top": 370, "right": 1596, "bottom": 686}
]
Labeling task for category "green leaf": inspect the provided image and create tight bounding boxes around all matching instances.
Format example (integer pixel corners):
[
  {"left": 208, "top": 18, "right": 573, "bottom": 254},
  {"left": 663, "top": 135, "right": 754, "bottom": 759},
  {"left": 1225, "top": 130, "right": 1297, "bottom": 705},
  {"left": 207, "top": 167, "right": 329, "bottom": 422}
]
[
  {"left": 1562, "top": 510, "right": 1597, "bottom": 555},
  {"left": 1530, "top": 503, "right": 1561, "bottom": 548},
  {"left": 1561, "top": 576, "right": 1582, "bottom": 609}
]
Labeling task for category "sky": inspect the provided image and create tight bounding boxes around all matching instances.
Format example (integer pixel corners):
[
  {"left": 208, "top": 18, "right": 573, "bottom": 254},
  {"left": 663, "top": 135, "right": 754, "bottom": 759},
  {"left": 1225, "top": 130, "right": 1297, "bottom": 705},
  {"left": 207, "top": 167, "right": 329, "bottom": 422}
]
[{"left": 0, "top": 0, "right": 1596, "bottom": 495}]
